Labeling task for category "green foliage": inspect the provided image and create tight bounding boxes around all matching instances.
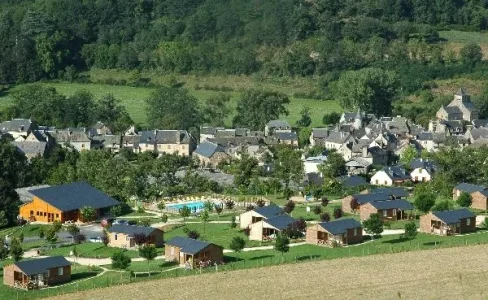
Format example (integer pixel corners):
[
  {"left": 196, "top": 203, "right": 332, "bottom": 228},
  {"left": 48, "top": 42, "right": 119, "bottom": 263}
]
[
  {"left": 138, "top": 218, "right": 152, "bottom": 227},
  {"left": 460, "top": 43, "right": 482, "bottom": 66},
  {"left": 9, "top": 237, "right": 23, "bottom": 261},
  {"left": 483, "top": 218, "right": 488, "bottom": 229},
  {"left": 161, "top": 214, "right": 168, "bottom": 223},
  {"left": 275, "top": 147, "right": 304, "bottom": 196},
  {"left": 200, "top": 209, "right": 210, "bottom": 233},
  {"left": 157, "top": 202, "right": 166, "bottom": 215},
  {"left": 322, "top": 112, "right": 341, "bottom": 125},
  {"left": 400, "top": 145, "right": 418, "bottom": 166},
  {"left": 145, "top": 87, "right": 202, "bottom": 130},
  {"left": 203, "top": 93, "right": 231, "bottom": 127},
  {"left": 458, "top": 192, "right": 472, "bottom": 208},
  {"left": 432, "top": 200, "right": 454, "bottom": 211},
  {"left": 233, "top": 90, "right": 290, "bottom": 130},
  {"left": 298, "top": 127, "right": 312, "bottom": 148},
  {"left": 80, "top": 206, "right": 96, "bottom": 222},
  {"left": 296, "top": 106, "right": 312, "bottom": 127},
  {"left": 336, "top": 68, "right": 399, "bottom": 116},
  {"left": 414, "top": 192, "right": 436, "bottom": 214},
  {"left": 403, "top": 222, "right": 417, "bottom": 240},
  {"left": 179, "top": 206, "right": 191, "bottom": 221},
  {"left": 230, "top": 216, "right": 237, "bottom": 228},
  {"left": 102, "top": 230, "right": 110, "bottom": 247},
  {"left": 229, "top": 236, "right": 246, "bottom": 254},
  {"left": 138, "top": 244, "right": 158, "bottom": 273},
  {"left": 312, "top": 206, "right": 322, "bottom": 215},
  {"left": 318, "top": 152, "right": 346, "bottom": 179},
  {"left": 109, "top": 205, "right": 123, "bottom": 217},
  {"left": 233, "top": 154, "right": 259, "bottom": 188},
  {"left": 363, "top": 213, "right": 384, "bottom": 237},
  {"left": 111, "top": 251, "right": 131, "bottom": 270},
  {"left": 274, "top": 234, "right": 290, "bottom": 256}
]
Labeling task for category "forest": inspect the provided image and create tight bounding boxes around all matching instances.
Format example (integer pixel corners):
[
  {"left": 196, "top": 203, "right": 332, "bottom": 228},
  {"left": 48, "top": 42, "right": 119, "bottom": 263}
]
[{"left": 0, "top": 0, "right": 488, "bottom": 92}]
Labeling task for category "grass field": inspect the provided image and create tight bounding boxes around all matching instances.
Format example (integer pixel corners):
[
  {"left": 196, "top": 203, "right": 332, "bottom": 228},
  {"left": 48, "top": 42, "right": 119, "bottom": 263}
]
[
  {"left": 440, "top": 30, "right": 488, "bottom": 59},
  {"left": 47, "top": 242, "right": 488, "bottom": 300},
  {"left": 43, "top": 243, "right": 145, "bottom": 259},
  {"left": 0, "top": 80, "right": 341, "bottom": 127}
]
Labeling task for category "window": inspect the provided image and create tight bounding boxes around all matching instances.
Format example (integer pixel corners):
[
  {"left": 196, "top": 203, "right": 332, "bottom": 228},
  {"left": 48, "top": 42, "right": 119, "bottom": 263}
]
[
  {"left": 114, "top": 234, "right": 118, "bottom": 241},
  {"left": 56, "top": 214, "right": 59, "bottom": 218},
  {"left": 45, "top": 270, "right": 50, "bottom": 277},
  {"left": 36, "top": 211, "right": 39, "bottom": 216},
  {"left": 58, "top": 267, "right": 63, "bottom": 276},
  {"left": 384, "top": 181, "right": 387, "bottom": 185},
  {"left": 353, "top": 228, "right": 358, "bottom": 236},
  {"left": 467, "top": 218, "right": 471, "bottom": 226},
  {"left": 375, "top": 180, "right": 379, "bottom": 184},
  {"left": 383, "top": 210, "right": 387, "bottom": 217},
  {"left": 82, "top": 144, "right": 85, "bottom": 148},
  {"left": 30, "top": 210, "right": 33, "bottom": 216},
  {"left": 44, "top": 212, "right": 47, "bottom": 216}
]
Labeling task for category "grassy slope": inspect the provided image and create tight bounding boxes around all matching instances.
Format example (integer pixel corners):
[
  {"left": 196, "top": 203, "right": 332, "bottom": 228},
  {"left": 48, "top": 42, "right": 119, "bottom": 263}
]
[{"left": 0, "top": 75, "right": 341, "bottom": 127}]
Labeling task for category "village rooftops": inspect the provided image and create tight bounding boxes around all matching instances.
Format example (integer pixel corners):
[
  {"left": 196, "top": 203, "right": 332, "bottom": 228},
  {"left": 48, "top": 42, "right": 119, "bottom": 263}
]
[
  {"left": 318, "top": 218, "right": 362, "bottom": 235},
  {"left": 369, "top": 199, "right": 414, "bottom": 210},
  {"left": 14, "top": 256, "right": 71, "bottom": 276},
  {"left": 264, "top": 214, "right": 297, "bottom": 230},
  {"left": 266, "top": 120, "right": 291, "bottom": 128},
  {"left": 253, "top": 204, "right": 284, "bottom": 219},
  {"left": 454, "top": 183, "right": 486, "bottom": 194},
  {"left": 353, "top": 193, "right": 391, "bottom": 205},
  {"left": 193, "top": 140, "right": 225, "bottom": 158},
  {"left": 336, "top": 175, "right": 368, "bottom": 188},
  {"left": 410, "top": 158, "right": 437, "bottom": 172},
  {"left": 29, "top": 182, "right": 118, "bottom": 211},
  {"left": 0, "top": 119, "right": 33, "bottom": 132},
  {"left": 107, "top": 224, "right": 159, "bottom": 237},
  {"left": 432, "top": 208, "right": 475, "bottom": 224},
  {"left": 381, "top": 166, "right": 410, "bottom": 180},
  {"left": 275, "top": 132, "right": 298, "bottom": 141},
  {"left": 165, "top": 237, "right": 219, "bottom": 255},
  {"left": 370, "top": 187, "right": 409, "bottom": 199}
]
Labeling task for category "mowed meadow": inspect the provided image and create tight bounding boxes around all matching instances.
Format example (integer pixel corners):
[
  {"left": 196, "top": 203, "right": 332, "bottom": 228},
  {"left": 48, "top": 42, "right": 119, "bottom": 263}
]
[{"left": 0, "top": 70, "right": 342, "bottom": 127}]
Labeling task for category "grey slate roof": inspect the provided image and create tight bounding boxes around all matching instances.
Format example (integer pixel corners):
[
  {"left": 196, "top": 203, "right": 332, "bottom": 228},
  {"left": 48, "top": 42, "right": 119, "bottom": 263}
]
[
  {"left": 370, "top": 199, "right": 414, "bottom": 210},
  {"left": 456, "top": 87, "right": 468, "bottom": 96},
  {"left": 194, "top": 141, "right": 225, "bottom": 158},
  {"left": 107, "top": 224, "right": 159, "bottom": 237},
  {"left": 410, "top": 158, "right": 437, "bottom": 172},
  {"left": 454, "top": 183, "right": 486, "bottom": 194},
  {"left": 14, "top": 256, "right": 71, "bottom": 276},
  {"left": 353, "top": 193, "right": 390, "bottom": 205},
  {"left": 336, "top": 175, "right": 368, "bottom": 188},
  {"left": 11, "top": 141, "right": 47, "bottom": 158},
  {"left": 267, "top": 120, "right": 291, "bottom": 128},
  {"left": 29, "top": 182, "right": 119, "bottom": 211},
  {"left": 469, "top": 128, "right": 488, "bottom": 140},
  {"left": 0, "top": 119, "right": 33, "bottom": 132},
  {"left": 253, "top": 204, "right": 284, "bottom": 219},
  {"left": 92, "top": 135, "right": 122, "bottom": 147},
  {"left": 165, "top": 237, "right": 220, "bottom": 255},
  {"left": 472, "top": 119, "right": 488, "bottom": 128},
  {"left": 312, "top": 128, "right": 329, "bottom": 138},
  {"left": 200, "top": 127, "right": 224, "bottom": 135},
  {"left": 432, "top": 208, "right": 474, "bottom": 224},
  {"left": 264, "top": 214, "right": 297, "bottom": 230},
  {"left": 319, "top": 218, "right": 362, "bottom": 235},
  {"left": 416, "top": 132, "right": 434, "bottom": 141},
  {"left": 325, "top": 131, "right": 353, "bottom": 144},
  {"left": 51, "top": 130, "right": 91, "bottom": 143},
  {"left": 443, "top": 106, "right": 462, "bottom": 114},
  {"left": 381, "top": 166, "right": 410, "bottom": 180},
  {"left": 370, "top": 187, "right": 408, "bottom": 199},
  {"left": 276, "top": 132, "right": 298, "bottom": 141},
  {"left": 138, "top": 130, "right": 191, "bottom": 144}
]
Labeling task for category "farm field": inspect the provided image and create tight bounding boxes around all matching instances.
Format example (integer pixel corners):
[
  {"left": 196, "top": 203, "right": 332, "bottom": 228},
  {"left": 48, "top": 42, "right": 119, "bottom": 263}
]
[
  {"left": 0, "top": 80, "right": 341, "bottom": 127},
  {"left": 47, "top": 243, "right": 488, "bottom": 300},
  {"left": 440, "top": 30, "right": 488, "bottom": 59}
]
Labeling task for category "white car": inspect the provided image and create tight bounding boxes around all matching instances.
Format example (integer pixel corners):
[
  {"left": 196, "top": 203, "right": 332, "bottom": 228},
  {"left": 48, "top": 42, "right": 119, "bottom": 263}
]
[{"left": 88, "top": 236, "right": 102, "bottom": 243}]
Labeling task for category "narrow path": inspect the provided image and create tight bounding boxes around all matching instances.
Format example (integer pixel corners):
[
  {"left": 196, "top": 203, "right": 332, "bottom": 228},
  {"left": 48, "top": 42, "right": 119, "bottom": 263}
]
[{"left": 223, "top": 242, "right": 306, "bottom": 253}]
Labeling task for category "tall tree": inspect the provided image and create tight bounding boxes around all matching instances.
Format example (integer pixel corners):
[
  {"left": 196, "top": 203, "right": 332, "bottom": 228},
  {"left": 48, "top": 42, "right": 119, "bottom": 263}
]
[
  {"left": 296, "top": 106, "right": 312, "bottom": 127},
  {"left": 336, "top": 68, "right": 399, "bottom": 117},
  {"left": 317, "top": 152, "right": 346, "bottom": 179},
  {"left": 145, "top": 87, "right": 202, "bottom": 130},
  {"left": 138, "top": 244, "right": 157, "bottom": 274},
  {"left": 274, "top": 147, "right": 304, "bottom": 195},
  {"left": 97, "top": 94, "right": 134, "bottom": 133},
  {"left": 202, "top": 93, "right": 231, "bottom": 127},
  {"left": 414, "top": 192, "right": 436, "bottom": 214},
  {"left": 233, "top": 89, "right": 290, "bottom": 130}
]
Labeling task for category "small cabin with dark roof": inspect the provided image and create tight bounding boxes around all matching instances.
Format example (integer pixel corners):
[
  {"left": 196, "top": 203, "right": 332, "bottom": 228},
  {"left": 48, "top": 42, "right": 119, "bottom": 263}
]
[
  {"left": 341, "top": 192, "right": 391, "bottom": 213},
  {"left": 107, "top": 224, "right": 164, "bottom": 249},
  {"left": 360, "top": 199, "right": 414, "bottom": 221},
  {"left": 420, "top": 209, "right": 476, "bottom": 236},
  {"left": 239, "top": 204, "right": 284, "bottom": 229},
  {"left": 306, "top": 218, "right": 362, "bottom": 247},
  {"left": 19, "top": 182, "right": 119, "bottom": 223},
  {"left": 165, "top": 237, "right": 223, "bottom": 269},
  {"left": 3, "top": 256, "right": 71, "bottom": 289},
  {"left": 248, "top": 214, "right": 297, "bottom": 241}
]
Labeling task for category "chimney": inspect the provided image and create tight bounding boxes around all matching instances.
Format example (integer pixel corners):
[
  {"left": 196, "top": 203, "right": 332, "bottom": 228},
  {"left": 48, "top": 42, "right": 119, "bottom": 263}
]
[{"left": 362, "top": 146, "right": 368, "bottom": 157}]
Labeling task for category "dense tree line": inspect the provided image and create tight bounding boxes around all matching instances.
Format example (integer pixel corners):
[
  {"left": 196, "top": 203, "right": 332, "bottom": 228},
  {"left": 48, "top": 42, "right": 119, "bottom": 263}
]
[{"left": 1, "top": 0, "right": 488, "bottom": 88}]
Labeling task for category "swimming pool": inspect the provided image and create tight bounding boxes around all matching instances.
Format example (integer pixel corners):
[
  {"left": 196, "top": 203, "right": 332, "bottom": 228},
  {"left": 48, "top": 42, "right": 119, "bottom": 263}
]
[{"left": 167, "top": 201, "right": 206, "bottom": 212}]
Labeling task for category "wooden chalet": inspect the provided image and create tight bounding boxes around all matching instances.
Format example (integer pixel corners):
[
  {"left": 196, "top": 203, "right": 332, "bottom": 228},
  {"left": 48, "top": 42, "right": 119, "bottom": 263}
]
[
  {"left": 420, "top": 209, "right": 476, "bottom": 236},
  {"left": 306, "top": 218, "right": 363, "bottom": 247},
  {"left": 165, "top": 237, "right": 223, "bottom": 269}
]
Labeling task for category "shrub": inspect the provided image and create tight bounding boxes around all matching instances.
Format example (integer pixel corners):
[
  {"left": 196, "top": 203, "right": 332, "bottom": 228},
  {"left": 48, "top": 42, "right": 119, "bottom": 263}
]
[
  {"left": 256, "top": 199, "right": 266, "bottom": 207},
  {"left": 230, "top": 216, "right": 237, "bottom": 229},
  {"left": 242, "top": 227, "right": 251, "bottom": 236},
  {"left": 225, "top": 200, "right": 235, "bottom": 210},
  {"left": 187, "top": 230, "right": 200, "bottom": 240},
  {"left": 283, "top": 201, "right": 296, "bottom": 214},
  {"left": 458, "top": 192, "right": 472, "bottom": 208},
  {"left": 245, "top": 204, "right": 255, "bottom": 212},
  {"left": 333, "top": 208, "right": 343, "bottom": 219},
  {"left": 312, "top": 206, "right": 322, "bottom": 215},
  {"left": 320, "top": 212, "right": 331, "bottom": 222},
  {"left": 111, "top": 251, "right": 131, "bottom": 269}
]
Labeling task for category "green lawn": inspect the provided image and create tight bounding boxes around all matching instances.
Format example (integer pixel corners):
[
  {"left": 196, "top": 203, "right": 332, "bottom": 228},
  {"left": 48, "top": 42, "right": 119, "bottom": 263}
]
[
  {"left": 104, "top": 260, "right": 177, "bottom": 273},
  {"left": 43, "top": 242, "right": 164, "bottom": 259},
  {"left": 0, "top": 81, "right": 341, "bottom": 127},
  {"left": 439, "top": 30, "right": 488, "bottom": 44},
  {"left": 164, "top": 223, "right": 272, "bottom": 248},
  {"left": 0, "top": 224, "right": 49, "bottom": 239}
]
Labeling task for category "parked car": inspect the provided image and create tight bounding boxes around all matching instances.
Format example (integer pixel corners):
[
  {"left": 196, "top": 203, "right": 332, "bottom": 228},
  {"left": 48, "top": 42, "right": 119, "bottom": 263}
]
[
  {"left": 113, "top": 219, "right": 128, "bottom": 225},
  {"left": 88, "top": 236, "right": 102, "bottom": 243}
]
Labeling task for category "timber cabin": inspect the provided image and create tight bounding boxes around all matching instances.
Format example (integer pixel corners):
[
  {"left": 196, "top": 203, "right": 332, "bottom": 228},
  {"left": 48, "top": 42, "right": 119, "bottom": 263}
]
[
  {"left": 248, "top": 214, "right": 297, "bottom": 241},
  {"left": 3, "top": 256, "right": 71, "bottom": 290},
  {"left": 306, "top": 218, "right": 363, "bottom": 247},
  {"left": 164, "top": 237, "right": 223, "bottom": 269},
  {"left": 359, "top": 199, "right": 414, "bottom": 221},
  {"left": 239, "top": 204, "right": 284, "bottom": 229},
  {"left": 107, "top": 224, "right": 164, "bottom": 249},
  {"left": 420, "top": 209, "right": 476, "bottom": 236},
  {"left": 19, "top": 182, "right": 119, "bottom": 223}
]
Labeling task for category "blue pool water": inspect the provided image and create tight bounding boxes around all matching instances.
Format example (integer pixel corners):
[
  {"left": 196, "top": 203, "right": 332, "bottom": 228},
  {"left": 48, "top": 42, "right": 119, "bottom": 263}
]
[{"left": 167, "top": 201, "right": 205, "bottom": 212}]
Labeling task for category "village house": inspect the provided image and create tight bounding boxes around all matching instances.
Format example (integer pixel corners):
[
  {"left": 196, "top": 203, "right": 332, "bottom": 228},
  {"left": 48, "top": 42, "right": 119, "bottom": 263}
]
[
  {"left": 436, "top": 88, "right": 478, "bottom": 122},
  {"left": 370, "top": 166, "right": 411, "bottom": 186},
  {"left": 265, "top": 120, "right": 292, "bottom": 136},
  {"left": 3, "top": 256, "right": 71, "bottom": 289},
  {"left": 274, "top": 131, "right": 298, "bottom": 147},
  {"left": 410, "top": 158, "right": 437, "bottom": 182},
  {"left": 303, "top": 155, "right": 327, "bottom": 174},
  {"left": 11, "top": 141, "right": 48, "bottom": 160},
  {"left": 336, "top": 175, "right": 368, "bottom": 189},
  {"left": 239, "top": 204, "right": 284, "bottom": 229},
  {"left": 164, "top": 237, "right": 223, "bottom": 269},
  {"left": 49, "top": 129, "right": 92, "bottom": 151},
  {"left": 193, "top": 140, "right": 229, "bottom": 168},
  {"left": 248, "top": 214, "right": 297, "bottom": 241},
  {"left": 199, "top": 126, "right": 225, "bottom": 142},
  {"left": 345, "top": 157, "right": 372, "bottom": 175},
  {"left": 0, "top": 118, "right": 35, "bottom": 139},
  {"left": 369, "top": 187, "right": 409, "bottom": 199},
  {"left": 465, "top": 126, "right": 488, "bottom": 143},
  {"left": 452, "top": 183, "right": 486, "bottom": 200},
  {"left": 419, "top": 209, "right": 476, "bottom": 236},
  {"left": 341, "top": 192, "right": 391, "bottom": 213},
  {"left": 19, "top": 182, "right": 119, "bottom": 223},
  {"left": 415, "top": 132, "right": 437, "bottom": 152},
  {"left": 359, "top": 199, "right": 414, "bottom": 221},
  {"left": 107, "top": 224, "right": 164, "bottom": 249},
  {"left": 91, "top": 134, "right": 122, "bottom": 152},
  {"left": 339, "top": 111, "right": 363, "bottom": 130},
  {"left": 310, "top": 128, "right": 329, "bottom": 146},
  {"left": 92, "top": 121, "right": 112, "bottom": 135},
  {"left": 324, "top": 131, "right": 356, "bottom": 150},
  {"left": 306, "top": 218, "right": 363, "bottom": 247},
  {"left": 138, "top": 130, "right": 194, "bottom": 156}
]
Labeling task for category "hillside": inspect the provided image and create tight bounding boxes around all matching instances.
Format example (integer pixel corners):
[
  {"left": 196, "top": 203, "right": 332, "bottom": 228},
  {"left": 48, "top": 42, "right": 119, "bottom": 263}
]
[{"left": 47, "top": 243, "right": 488, "bottom": 300}]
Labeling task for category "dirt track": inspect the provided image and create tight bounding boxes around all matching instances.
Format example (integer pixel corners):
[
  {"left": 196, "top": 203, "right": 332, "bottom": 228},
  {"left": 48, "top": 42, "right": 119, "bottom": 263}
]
[{"left": 48, "top": 244, "right": 488, "bottom": 300}]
